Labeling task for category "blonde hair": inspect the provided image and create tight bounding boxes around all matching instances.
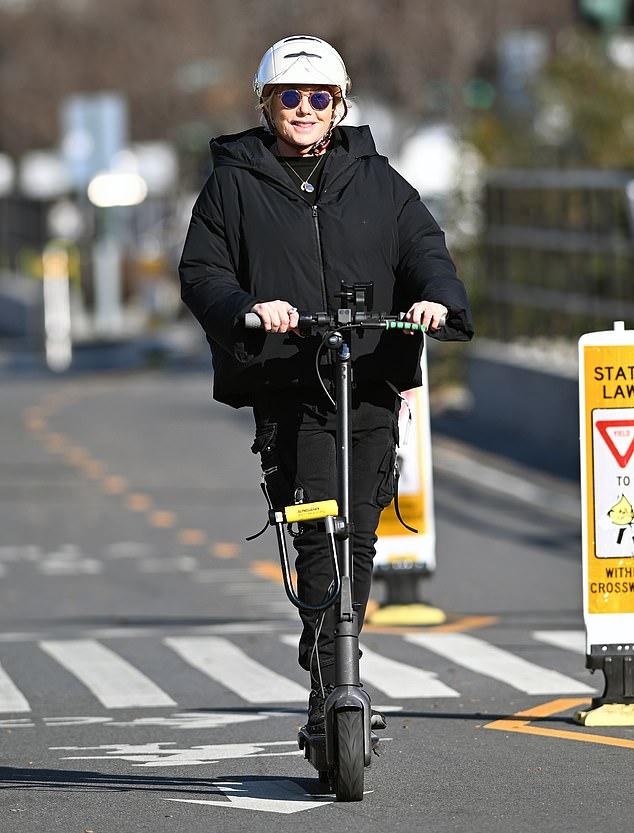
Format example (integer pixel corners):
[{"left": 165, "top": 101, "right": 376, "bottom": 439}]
[{"left": 257, "top": 88, "right": 277, "bottom": 129}]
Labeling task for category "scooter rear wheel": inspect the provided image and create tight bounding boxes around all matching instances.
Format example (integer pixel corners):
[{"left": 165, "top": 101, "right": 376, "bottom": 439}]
[{"left": 335, "top": 709, "right": 364, "bottom": 801}]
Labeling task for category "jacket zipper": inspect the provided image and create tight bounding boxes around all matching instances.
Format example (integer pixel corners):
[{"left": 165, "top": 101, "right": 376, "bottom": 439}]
[
  {"left": 311, "top": 205, "right": 328, "bottom": 311},
  {"left": 312, "top": 204, "right": 335, "bottom": 386}
]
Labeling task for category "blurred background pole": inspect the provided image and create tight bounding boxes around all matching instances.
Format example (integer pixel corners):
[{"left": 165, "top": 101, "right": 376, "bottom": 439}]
[
  {"left": 61, "top": 93, "right": 129, "bottom": 338},
  {"left": 87, "top": 171, "right": 148, "bottom": 337},
  {"left": 92, "top": 207, "right": 124, "bottom": 336},
  {"left": 42, "top": 243, "right": 72, "bottom": 372}
]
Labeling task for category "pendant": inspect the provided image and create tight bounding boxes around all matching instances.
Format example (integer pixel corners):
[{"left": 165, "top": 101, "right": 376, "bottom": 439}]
[{"left": 301, "top": 182, "right": 315, "bottom": 193}]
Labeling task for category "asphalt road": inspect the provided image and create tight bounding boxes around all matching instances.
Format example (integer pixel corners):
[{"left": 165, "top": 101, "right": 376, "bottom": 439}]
[{"left": 1, "top": 368, "right": 632, "bottom": 833}]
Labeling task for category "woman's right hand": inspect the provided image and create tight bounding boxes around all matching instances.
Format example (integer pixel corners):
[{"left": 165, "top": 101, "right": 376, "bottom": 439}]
[{"left": 250, "top": 301, "right": 299, "bottom": 333}]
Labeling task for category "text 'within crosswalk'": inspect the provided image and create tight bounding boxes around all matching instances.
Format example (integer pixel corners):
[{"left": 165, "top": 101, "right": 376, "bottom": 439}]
[{"left": 0, "top": 631, "right": 593, "bottom": 713}]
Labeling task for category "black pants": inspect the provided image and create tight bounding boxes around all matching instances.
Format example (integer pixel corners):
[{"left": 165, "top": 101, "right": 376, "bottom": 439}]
[{"left": 252, "top": 388, "right": 398, "bottom": 687}]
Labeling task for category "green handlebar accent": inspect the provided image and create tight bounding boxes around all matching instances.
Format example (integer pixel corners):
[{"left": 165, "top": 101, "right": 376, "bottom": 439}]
[{"left": 386, "top": 321, "right": 425, "bottom": 332}]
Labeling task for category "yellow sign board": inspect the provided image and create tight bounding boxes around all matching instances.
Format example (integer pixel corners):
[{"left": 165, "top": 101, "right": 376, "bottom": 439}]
[
  {"left": 375, "top": 346, "right": 436, "bottom": 574},
  {"left": 582, "top": 343, "right": 634, "bottom": 614}
]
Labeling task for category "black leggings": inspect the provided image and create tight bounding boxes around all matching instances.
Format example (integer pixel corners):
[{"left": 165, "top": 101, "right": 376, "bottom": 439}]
[{"left": 252, "top": 390, "right": 398, "bottom": 686}]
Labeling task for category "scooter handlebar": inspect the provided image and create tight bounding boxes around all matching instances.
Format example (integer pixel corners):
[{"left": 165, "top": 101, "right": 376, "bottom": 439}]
[{"left": 242, "top": 311, "right": 445, "bottom": 331}]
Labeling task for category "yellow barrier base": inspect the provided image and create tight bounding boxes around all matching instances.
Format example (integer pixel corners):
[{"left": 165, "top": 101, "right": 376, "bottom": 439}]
[
  {"left": 574, "top": 703, "right": 634, "bottom": 726},
  {"left": 367, "top": 603, "right": 447, "bottom": 627}
]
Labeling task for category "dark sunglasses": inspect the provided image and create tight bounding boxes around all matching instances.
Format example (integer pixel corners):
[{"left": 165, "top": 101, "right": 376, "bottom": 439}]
[{"left": 277, "top": 89, "right": 333, "bottom": 111}]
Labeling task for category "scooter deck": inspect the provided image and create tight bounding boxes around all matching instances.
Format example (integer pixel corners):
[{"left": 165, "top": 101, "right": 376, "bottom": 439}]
[
  {"left": 298, "top": 726, "right": 328, "bottom": 772},
  {"left": 298, "top": 725, "right": 380, "bottom": 775}
]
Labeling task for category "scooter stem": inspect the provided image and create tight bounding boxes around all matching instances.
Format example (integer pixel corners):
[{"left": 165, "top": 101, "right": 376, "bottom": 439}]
[{"left": 333, "top": 334, "right": 361, "bottom": 687}]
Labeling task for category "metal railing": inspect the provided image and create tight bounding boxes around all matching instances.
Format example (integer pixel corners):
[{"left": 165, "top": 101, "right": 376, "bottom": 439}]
[{"left": 476, "top": 169, "right": 634, "bottom": 341}]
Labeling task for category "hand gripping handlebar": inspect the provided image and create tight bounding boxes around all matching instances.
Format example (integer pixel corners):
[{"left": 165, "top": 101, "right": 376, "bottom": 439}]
[{"left": 243, "top": 309, "right": 446, "bottom": 332}]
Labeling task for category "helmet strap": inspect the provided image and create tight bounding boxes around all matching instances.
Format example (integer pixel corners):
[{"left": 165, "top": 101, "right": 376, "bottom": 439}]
[{"left": 308, "top": 98, "right": 347, "bottom": 154}]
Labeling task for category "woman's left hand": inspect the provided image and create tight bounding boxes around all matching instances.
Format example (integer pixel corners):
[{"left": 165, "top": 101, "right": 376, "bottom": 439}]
[{"left": 404, "top": 301, "right": 448, "bottom": 333}]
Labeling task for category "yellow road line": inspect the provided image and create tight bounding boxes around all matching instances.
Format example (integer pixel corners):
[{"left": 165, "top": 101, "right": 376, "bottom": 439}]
[
  {"left": 45, "top": 433, "right": 70, "bottom": 452},
  {"left": 126, "top": 493, "right": 153, "bottom": 512},
  {"left": 485, "top": 698, "right": 634, "bottom": 750},
  {"left": 102, "top": 476, "right": 128, "bottom": 495},
  {"left": 149, "top": 510, "right": 177, "bottom": 529},
  {"left": 365, "top": 613, "right": 498, "bottom": 635},
  {"left": 251, "top": 559, "right": 284, "bottom": 583},
  {"left": 65, "top": 447, "right": 91, "bottom": 466},
  {"left": 178, "top": 529, "right": 207, "bottom": 546},
  {"left": 211, "top": 542, "right": 240, "bottom": 559},
  {"left": 83, "top": 460, "right": 106, "bottom": 479}
]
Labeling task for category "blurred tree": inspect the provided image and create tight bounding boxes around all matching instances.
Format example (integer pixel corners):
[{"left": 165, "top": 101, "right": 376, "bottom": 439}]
[
  {"left": 469, "top": 28, "right": 634, "bottom": 167},
  {"left": 0, "top": 0, "right": 576, "bottom": 177}
]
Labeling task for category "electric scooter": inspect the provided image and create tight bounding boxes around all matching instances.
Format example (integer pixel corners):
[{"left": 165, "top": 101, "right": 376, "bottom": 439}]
[{"left": 245, "top": 282, "right": 428, "bottom": 801}]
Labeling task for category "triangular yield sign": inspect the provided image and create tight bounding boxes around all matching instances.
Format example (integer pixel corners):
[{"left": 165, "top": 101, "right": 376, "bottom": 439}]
[{"left": 596, "top": 420, "right": 634, "bottom": 469}]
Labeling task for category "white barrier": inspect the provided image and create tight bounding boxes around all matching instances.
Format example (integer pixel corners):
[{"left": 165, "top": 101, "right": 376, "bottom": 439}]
[{"left": 372, "top": 342, "right": 444, "bottom": 625}]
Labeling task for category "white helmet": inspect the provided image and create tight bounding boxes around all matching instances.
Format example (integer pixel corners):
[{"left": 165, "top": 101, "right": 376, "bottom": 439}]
[{"left": 253, "top": 35, "right": 351, "bottom": 100}]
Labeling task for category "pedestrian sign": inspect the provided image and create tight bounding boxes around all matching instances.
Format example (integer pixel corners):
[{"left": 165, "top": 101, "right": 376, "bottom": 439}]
[
  {"left": 579, "top": 322, "right": 634, "bottom": 645},
  {"left": 578, "top": 322, "right": 634, "bottom": 717},
  {"left": 592, "top": 410, "right": 634, "bottom": 560}
]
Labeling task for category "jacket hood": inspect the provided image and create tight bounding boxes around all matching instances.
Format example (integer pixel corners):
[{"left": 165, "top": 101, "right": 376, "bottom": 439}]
[{"left": 209, "top": 125, "right": 379, "bottom": 170}]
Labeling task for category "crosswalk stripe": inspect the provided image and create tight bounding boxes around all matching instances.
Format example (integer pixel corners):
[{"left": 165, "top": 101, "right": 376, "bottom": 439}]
[
  {"left": 0, "top": 662, "right": 30, "bottom": 713},
  {"left": 532, "top": 630, "right": 586, "bottom": 654},
  {"left": 165, "top": 636, "right": 308, "bottom": 703},
  {"left": 360, "top": 644, "right": 460, "bottom": 698},
  {"left": 405, "top": 633, "right": 595, "bottom": 695},
  {"left": 40, "top": 640, "right": 176, "bottom": 708},
  {"left": 281, "top": 635, "right": 459, "bottom": 698}
]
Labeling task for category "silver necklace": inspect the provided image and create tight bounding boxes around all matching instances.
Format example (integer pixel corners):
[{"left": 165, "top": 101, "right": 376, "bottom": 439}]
[{"left": 281, "top": 154, "right": 324, "bottom": 194}]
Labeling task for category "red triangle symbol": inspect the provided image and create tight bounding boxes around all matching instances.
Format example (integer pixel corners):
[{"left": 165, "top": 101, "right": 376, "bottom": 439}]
[{"left": 596, "top": 420, "right": 634, "bottom": 469}]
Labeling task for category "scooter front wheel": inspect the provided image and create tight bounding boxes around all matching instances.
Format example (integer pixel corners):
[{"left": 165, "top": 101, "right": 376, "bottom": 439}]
[{"left": 334, "top": 709, "right": 364, "bottom": 801}]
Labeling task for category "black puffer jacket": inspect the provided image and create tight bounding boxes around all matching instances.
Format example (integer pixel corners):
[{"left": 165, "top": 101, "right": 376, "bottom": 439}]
[{"left": 179, "top": 125, "right": 473, "bottom": 408}]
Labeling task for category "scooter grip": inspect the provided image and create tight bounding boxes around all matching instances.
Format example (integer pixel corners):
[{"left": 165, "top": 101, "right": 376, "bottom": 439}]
[{"left": 243, "top": 313, "right": 262, "bottom": 329}]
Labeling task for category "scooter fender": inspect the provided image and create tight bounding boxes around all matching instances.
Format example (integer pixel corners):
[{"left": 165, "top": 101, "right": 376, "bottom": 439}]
[{"left": 324, "top": 685, "right": 373, "bottom": 767}]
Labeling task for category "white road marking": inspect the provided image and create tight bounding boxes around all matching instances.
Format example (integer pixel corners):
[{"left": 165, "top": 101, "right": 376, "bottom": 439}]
[
  {"left": 107, "top": 712, "right": 270, "bottom": 729},
  {"left": 39, "top": 559, "right": 102, "bottom": 575},
  {"left": 221, "top": 583, "right": 283, "bottom": 595},
  {"left": 0, "top": 545, "right": 41, "bottom": 562},
  {"left": 0, "top": 622, "right": 292, "bottom": 643},
  {"left": 281, "top": 635, "right": 459, "bottom": 698},
  {"left": 194, "top": 570, "right": 268, "bottom": 583},
  {"left": 360, "top": 643, "right": 460, "bottom": 698},
  {"left": 532, "top": 630, "right": 586, "bottom": 654},
  {"left": 165, "top": 778, "right": 334, "bottom": 814},
  {"left": 53, "top": 739, "right": 302, "bottom": 767},
  {"left": 138, "top": 556, "right": 198, "bottom": 573},
  {"left": 165, "top": 636, "right": 308, "bottom": 703},
  {"left": 38, "top": 545, "right": 102, "bottom": 576},
  {"left": 45, "top": 716, "right": 113, "bottom": 727},
  {"left": 41, "top": 712, "right": 270, "bottom": 729},
  {"left": 0, "top": 718, "right": 34, "bottom": 728},
  {"left": 40, "top": 639, "right": 176, "bottom": 708},
  {"left": 104, "top": 542, "right": 153, "bottom": 559},
  {"left": 406, "top": 633, "right": 595, "bottom": 695},
  {"left": 0, "top": 632, "right": 45, "bottom": 642},
  {"left": 0, "top": 663, "right": 30, "bottom": 712}
]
